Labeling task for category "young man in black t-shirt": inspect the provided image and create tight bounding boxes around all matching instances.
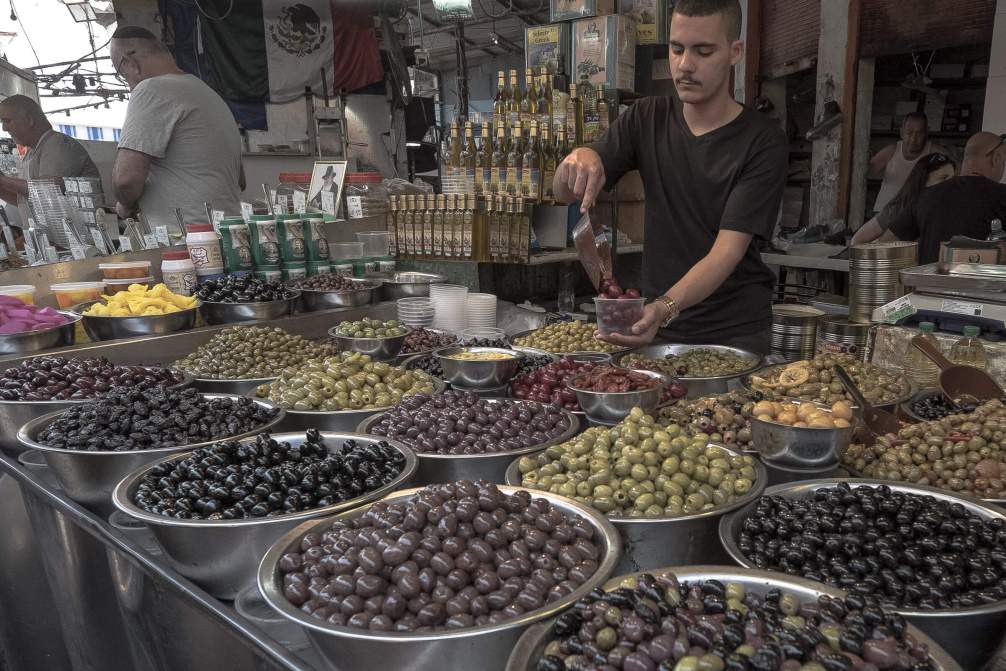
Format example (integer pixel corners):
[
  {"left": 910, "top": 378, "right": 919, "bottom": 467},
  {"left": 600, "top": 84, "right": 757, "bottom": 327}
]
[
  {"left": 553, "top": 0, "right": 787, "bottom": 354},
  {"left": 882, "top": 132, "right": 1006, "bottom": 264}
]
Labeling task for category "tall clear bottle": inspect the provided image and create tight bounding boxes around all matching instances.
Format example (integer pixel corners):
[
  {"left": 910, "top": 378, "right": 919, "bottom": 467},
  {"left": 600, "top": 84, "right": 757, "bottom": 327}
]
[
  {"left": 950, "top": 325, "right": 988, "bottom": 369},
  {"left": 904, "top": 321, "right": 941, "bottom": 390}
]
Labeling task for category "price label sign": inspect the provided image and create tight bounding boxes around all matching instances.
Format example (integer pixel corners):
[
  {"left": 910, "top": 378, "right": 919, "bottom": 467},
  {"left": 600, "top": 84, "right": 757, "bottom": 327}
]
[
  {"left": 143, "top": 234, "right": 159, "bottom": 250},
  {"left": 240, "top": 202, "right": 254, "bottom": 223},
  {"left": 119, "top": 236, "right": 133, "bottom": 252},
  {"left": 321, "top": 190, "right": 337, "bottom": 216},
  {"left": 293, "top": 190, "right": 307, "bottom": 213},
  {"left": 155, "top": 226, "right": 171, "bottom": 247},
  {"left": 70, "top": 246, "right": 87, "bottom": 260},
  {"left": 211, "top": 210, "right": 225, "bottom": 225},
  {"left": 90, "top": 228, "right": 109, "bottom": 254},
  {"left": 346, "top": 196, "right": 364, "bottom": 219}
]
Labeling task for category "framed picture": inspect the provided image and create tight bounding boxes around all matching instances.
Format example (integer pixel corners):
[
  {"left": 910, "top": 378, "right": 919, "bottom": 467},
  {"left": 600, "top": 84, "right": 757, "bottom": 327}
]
[{"left": 307, "top": 160, "right": 348, "bottom": 216}]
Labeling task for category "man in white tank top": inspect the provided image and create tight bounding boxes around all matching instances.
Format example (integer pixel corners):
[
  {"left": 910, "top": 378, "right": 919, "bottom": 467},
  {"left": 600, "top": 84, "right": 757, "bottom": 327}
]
[{"left": 868, "top": 112, "right": 946, "bottom": 213}]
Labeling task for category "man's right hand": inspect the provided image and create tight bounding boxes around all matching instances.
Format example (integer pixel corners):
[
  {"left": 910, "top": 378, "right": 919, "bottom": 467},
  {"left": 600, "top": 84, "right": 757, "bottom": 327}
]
[{"left": 553, "top": 147, "right": 606, "bottom": 213}]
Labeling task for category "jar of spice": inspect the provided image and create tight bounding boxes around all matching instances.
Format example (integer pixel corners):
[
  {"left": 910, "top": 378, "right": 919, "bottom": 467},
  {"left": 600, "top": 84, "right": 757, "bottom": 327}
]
[
  {"left": 161, "top": 250, "right": 197, "bottom": 295},
  {"left": 218, "top": 217, "right": 253, "bottom": 272},
  {"left": 185, "top": 224, "right": 224, "bottom": 277}
]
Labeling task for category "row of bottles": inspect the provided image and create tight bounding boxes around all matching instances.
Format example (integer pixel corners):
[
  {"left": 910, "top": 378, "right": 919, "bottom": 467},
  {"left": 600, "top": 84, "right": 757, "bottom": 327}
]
[
  {"left": 903, "top": 322, "right": 988, "bottom": 390},
  {"left": 388, "top": 194, "right": 532, "bottom": 263}
]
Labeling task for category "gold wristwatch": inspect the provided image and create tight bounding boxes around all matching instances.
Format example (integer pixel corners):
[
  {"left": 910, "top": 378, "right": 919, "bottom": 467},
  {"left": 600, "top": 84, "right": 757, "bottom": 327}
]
[{"left": 654, "top": 296, "right": 680, "bottom": 328}]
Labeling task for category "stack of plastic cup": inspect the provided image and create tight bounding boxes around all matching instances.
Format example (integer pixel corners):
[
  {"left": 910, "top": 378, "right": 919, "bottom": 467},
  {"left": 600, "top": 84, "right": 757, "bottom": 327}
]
[
  {"left": 397, "top": 297, "right": 434, "bottom": 327},
  {"left": 465, "top": 293, "right": 497, "bottom": 329},
  {"left": 430, "top": 284, "right": 468, "bottom": 332}
]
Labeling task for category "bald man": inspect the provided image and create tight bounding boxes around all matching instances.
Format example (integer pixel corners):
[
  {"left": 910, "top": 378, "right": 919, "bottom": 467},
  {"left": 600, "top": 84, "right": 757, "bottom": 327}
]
[
  {"left": 881, "top": 131, "right": 1006, "bottom": 263},
  {"left": 0, "top": 95, "right": 101, "bottom": 228}
]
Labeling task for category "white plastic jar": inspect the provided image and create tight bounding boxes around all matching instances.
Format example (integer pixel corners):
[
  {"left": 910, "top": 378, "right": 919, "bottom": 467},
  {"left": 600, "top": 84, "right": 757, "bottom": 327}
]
[
  {"left": 161, "top": 250, "right": 198, "bottom": 295},
  {"left": 185, "top": 223, "right": 224, "bottom": 276}
]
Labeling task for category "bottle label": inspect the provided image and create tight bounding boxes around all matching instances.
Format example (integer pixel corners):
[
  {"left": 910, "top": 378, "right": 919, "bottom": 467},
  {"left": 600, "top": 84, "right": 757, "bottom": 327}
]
[
  {"left": 523, "top": 168, "right": 541, "bottom": 200},
  {"left": 463, "top": 215, "right": 473, "bottom": 258},
  {"left": 507, "top": 168, "right": 520, "bottom": 194},
  {"left": 543, "top": 168, "right": 555, "bottom": 202},
  {"left": 482, "top": 169, "right": 492, "bottom": 195},
  {"left": 474, "top": 168, "right": 484, "bottom": 195}
]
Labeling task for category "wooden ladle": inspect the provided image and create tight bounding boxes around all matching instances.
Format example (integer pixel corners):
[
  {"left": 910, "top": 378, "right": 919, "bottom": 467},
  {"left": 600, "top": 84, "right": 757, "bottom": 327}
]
[
  {"left": 910, "top": 335, "right": 1004, "bottom": 404},
  {"left": 834, "top": 365, "right": 901, "bottom": 444}
]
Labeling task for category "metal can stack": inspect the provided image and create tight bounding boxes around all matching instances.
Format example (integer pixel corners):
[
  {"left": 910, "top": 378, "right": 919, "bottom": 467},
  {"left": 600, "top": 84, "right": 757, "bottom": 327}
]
[
  {"left": 815, "top": 315, "right": 872, "bottom": 361},
  {"left": 770, "top": 304, "right": 823, "bottom": 361},
  {"left": 848, "top": 241, "right": 917, "bottom": 323}
]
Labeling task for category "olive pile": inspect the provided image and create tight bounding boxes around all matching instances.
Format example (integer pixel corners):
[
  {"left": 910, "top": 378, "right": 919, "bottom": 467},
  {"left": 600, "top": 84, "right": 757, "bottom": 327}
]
[
  {"left": 0, "top": 356, "right": 185, "bottom": 401},
  {"left": 908, "top": 392, "right": 976, "bottom": 421},
  {"left": 750, "top": 354, "right": 910, "bottom": 405},
  {"left": 278, "top": 480, "right": 602, "bottom": 631},
  {"left": 400, "top": 328, "right": 458, "bottom": 354},
  {"left": 658, "top": 392, "right": 756, "bottom": 451},
  {"left": 37, "top": 387, "right": 278, "bottom": 451},
  {"left": 367, "top": 391, "right": 572, "bottom": 455},
  {"left": 571, "top": 366, "right": 661, "bottom": 393},
  {"left": 132, "top": 429, "right": 406, "bottom": 519},
  {"left": 292, "top": 274, "right": 358, "bottom": 292},
  {"left": 517, "top": 408, "right": 758, "bottom": 518},
  {"left": 333, "top": 319, "right": 406, "bottom": 338},
  {"left": 403, "top": 354, "right": 443, "bottom": 379},
  {"left": 843, "top": 398, "right": 1006, "bottom": 499},
  {"left": 623, "top": 348, "right": 754, "bottom": 378},
  {"left": 462, "top": 336, "right": 509, "bottom": 348},
  {"left": 535, "top": 570, "right": 938, "bottom": 671},
  {"left": 255, "top": 352, "right": 436, "bottom": 411},
  {"left": 737, "top": 482, "right": 1006, "bottom": 610},
  {"left": 195, "top": 276, "right": 297, "bottom": 303},
  {"left": 175, "top": 327, "right": 334, "bottom": 380},
  {"left": 513, "top": 322, "right": 621, "bottom": 354},
  {"left": 514, "top": 351, "right": 555, "bottom": 378}
]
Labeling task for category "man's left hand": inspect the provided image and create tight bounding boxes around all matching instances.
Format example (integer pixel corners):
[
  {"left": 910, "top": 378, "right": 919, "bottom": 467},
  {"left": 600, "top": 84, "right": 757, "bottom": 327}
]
[
  {"left": 115, "top": 201, "right": 136, "bottom": 220},
  {"left": 596, "top": 301, "right": 665, "bottom": 348}
]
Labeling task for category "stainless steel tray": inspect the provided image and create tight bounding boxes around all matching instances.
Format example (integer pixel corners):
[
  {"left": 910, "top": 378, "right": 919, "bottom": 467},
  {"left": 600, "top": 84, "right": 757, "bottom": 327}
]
[{"left": 901, "top": 262, "right": 1006, "bottom": 292}]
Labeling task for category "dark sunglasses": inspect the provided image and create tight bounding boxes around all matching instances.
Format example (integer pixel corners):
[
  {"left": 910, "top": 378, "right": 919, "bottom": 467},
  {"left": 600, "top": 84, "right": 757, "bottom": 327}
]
[
  {"left": 988, "top": 134, "right": 1006, "bottom": 157},
  {"left": 924, "top": 153, "right": 951, "bottom": 168}
]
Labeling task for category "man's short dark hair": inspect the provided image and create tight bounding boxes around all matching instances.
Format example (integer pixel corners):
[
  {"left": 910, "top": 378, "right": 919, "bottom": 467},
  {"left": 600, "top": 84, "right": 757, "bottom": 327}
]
[
  {"left": 671, "top": 0, "right": 743, "bottom": 42},
  {"left": 903, "top": 112, "right": 928, "bottom": 127},
  {"left": 112, "top": 26, "right": 158, "bottom": 41}
]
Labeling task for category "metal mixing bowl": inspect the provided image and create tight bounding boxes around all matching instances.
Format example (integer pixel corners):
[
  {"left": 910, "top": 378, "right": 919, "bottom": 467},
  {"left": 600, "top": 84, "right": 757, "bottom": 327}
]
[
  {"left": 299, "top": 279, "right": 380, "bottom": 312},
  {"left": 257, "top": 486, "right": 622, "bottom": 671},
  {"left": 16, "top": 394, "right": 284, "bottom": 515},
  {"left": 0, "top": 310, "right": 79, "bottom": 355},
  {"left": 612, "top": 343, "right": 762, "bottom": 398},
  {"left": 190, "top": 375, "right": 278, "bottom": 396},
  {"left": 74, "top": 300, "right": 199, "bottom": 341},
  {"left": 112, "top": 431, "right": 417, "bottom": 599},
  {"left": 742, "top": 361, "right": 916, "bottom": 414},
  {"left": 568, "top": 369, "right": 666, "bottom": 424},
  {"left": 358, "top": 402, "right": 581, "bottom": 485},
  {"left": 369, "top": 271, "right": 447, "bottom": 301},
  {"left": 435, "top": 347, "right": 521, "bottom": 388},
  {"left": 329, "top": 330, "right": 408, "bottom": 361},
  {"left": 197, "top": 292, "right": 300, "bottom": 325},
  {"left": 504, "top": 565, "right": 962, "bottom": 671},
  {"left": 719, "top": 478, "right": 1006, "bottom": 671},
  {"left": 749, "top": 403, "right": 856, "bottom": 468},
  {"left": 506, "top": 443, "right": 766, "bottom": 575}
]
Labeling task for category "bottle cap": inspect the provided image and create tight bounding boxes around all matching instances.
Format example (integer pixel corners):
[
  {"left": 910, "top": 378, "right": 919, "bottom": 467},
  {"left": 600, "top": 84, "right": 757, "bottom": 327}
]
[
  {"left": 186, "top": 223, "right": 213, "bottom": 233},
  {"left": 919, "top": 322, "right": 935, "bottom": 333},
  {"left": 162, "top": 250, "right": 190, "bottom": 261}
]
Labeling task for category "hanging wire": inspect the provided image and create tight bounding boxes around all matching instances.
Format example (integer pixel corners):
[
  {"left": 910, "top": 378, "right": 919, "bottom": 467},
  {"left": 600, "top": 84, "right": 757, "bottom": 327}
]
[
  {"left": 10, "top": 0, "right": 40, "bottom": 66},
  {"left": 193, "top": 0, "right": 234, "bottom": 21}
]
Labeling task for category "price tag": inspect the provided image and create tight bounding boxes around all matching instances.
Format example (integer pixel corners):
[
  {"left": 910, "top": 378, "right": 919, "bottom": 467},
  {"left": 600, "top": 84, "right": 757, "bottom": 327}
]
[
  {"left": 155, "top": 226, "right": 171, "bottom": 246},
  {"left": 321, "top": 190, "right": 337, "bottom": 215},
  {"left": 44, "top": 245, "right": 58, "bottom": 263},
  {"left": 211, "top": 210, "right": 225, "bottom": 224},
  {"left": 118, "top": 236, "right": 133, "bottom": 252},
  {"left": 90, "top": 228, "right": 109, "bottom": 254},
  {"left": 878, "top": 296, "right": 916, "bottom": 324},
  {"left": 346, "top": 196, "right": 364, "bottom": 219},
  {"left": 941, "top": 299, "right": 983, "bottom": 316},
  {"left": 143, "top": 234, "right": 159, "bottom": 249},
  {"left": 0, "top": 242, "right": 7, "bottom": 260},
  {"left": 293, "top": 190, "right": 307, "bottom": 212},
  {"left": 240, "top": 202, "right": 254, "bottom": 223},
  {"left": 70, "top": 246, "right": 87, "bottom": 260}
]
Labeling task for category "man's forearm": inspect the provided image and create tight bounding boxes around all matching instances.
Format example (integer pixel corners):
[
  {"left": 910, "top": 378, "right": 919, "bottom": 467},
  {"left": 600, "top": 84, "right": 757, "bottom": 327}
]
[
  {"left": 0, "top": 175, "right": 28, "bottom": 205},
  {"left": 661, "top": 235, "right": 749, "bottom": 315},
  {"left": 115, "top": 178, "right": 144, "bottom": 211}
]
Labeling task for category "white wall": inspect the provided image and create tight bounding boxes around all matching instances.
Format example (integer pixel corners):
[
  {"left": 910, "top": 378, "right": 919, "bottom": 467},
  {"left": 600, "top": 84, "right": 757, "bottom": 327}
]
[{"left": 984, "top": 0, "right": 1006, "bottom": 135}]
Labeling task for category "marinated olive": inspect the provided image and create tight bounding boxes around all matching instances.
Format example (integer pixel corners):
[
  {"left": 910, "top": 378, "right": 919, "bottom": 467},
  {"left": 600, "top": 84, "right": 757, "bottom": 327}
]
[
  {"left": 750, "top": 354, "right": 910, "bottom": 405},
  {"left": 0, "top": 356, "right": 185, "bottom": 401},
  {"left": 333, "top": 319, "right": 406, "bottom": 338},
  {"left": 513, "top": 322, "right": 621, "bottom": 354},
  {"left": 622, "top": 348, "right": 754, "bottom": 378},
  {"left": 175, "top": 326, "right": 334, "bottom": 380}
]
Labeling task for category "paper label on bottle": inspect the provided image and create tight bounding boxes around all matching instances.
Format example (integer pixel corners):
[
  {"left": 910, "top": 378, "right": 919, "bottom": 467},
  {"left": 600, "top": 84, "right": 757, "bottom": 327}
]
[
  {"left": 293, "top": 190, "right": 307, "bottom": 212},
  {"left": 155, "top": 225, "right": 171, "bottom": 246},
  {"left": 877, "top": 295, "right": 916, "bottom": 324},
  {"left": 940, "top": 299, "right": 984, "bottom": 316},
  {"left": 346, "top": 196, "right": 364, "bottom": 219},
  {"left": 240, "top": 202, "right": 254, "bottom": 223},
  {"left": 118, "top": 236, "right": 132, "bottom": 252},
  {"left": 321, "top": 190, "right": 337, "bottom": 215}
]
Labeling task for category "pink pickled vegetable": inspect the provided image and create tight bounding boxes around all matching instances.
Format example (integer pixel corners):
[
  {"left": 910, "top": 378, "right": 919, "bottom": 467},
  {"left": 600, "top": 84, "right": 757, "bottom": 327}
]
[
  {"left": 0, "top": 296, "right": 23, "bottom": 306},
  {"left": 0, "top": 321, "right": 29, "bottom": 334},
  {"left": 0, "top": 296, "right": 69, "bottom": 334}
]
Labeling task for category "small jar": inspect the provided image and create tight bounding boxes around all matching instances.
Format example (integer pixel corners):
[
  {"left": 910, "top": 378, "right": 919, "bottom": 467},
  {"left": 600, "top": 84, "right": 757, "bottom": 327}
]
[
  {"left": 281, "top": 261, "right": 307, "bottom": 282},
  {"left": 276, "top": 213, "right": 306, "bottom": 262},
  {"left": 248, "top": 214, "right": 281, "bottom": 266},
  {"left": 218, "top": 217, "right": 253, "bottom": 272},
  {"left": 185, "top": 224, "right": 224, "bottom": 277},
  {"left": 254, "top": 265, "right": 282, "bottom": 283},
  {"left": 161, "top": 250, "right": 197, "bottom": 296}
]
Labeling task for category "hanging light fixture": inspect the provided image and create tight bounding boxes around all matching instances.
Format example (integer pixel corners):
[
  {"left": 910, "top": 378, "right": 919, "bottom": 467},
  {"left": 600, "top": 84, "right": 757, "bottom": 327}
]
[{"left": 59, "top": 0, "right": 97, "bottom": 22}]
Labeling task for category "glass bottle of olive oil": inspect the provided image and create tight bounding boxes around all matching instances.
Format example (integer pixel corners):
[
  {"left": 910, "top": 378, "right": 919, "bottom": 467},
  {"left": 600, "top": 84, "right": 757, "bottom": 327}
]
[{"left": 506, "top": 121, "right": 524, "bottom": 196}]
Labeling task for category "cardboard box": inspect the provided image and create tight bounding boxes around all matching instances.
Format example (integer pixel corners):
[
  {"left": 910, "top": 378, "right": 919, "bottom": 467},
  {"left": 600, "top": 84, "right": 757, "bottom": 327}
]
[
  {"left": 572, "top": 15, "right": 637, "bottom": 92},
  {"left": 551, "top": 0, "right": 615, "bottom": 22},
  {"left": 618, "top": 0, "right": 667, "bottom": 45},
  {"left": 525, "top": 24, "right": 571, "bottom": 77}
]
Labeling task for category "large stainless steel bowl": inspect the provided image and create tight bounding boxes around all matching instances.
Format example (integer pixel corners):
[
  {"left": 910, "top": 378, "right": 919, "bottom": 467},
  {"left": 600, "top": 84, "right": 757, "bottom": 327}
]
[
  {"left": 329, "top": 330, "right": 407, "bottom": 361},
  {"left": 568, "top": 369, "right": 666, "bottom": 424},
  {"left": 436, "top": 347, "right": 521, "bottom": 388},
  {"left": 359, "top": 401, "right": 581, "bottom": 485},
  {"left": 258, "top": 486, "right": 622, "bottom": 671},
  {"left": 16, "top": 394, "right": 284, "bottom": 515},
  {"left": 111, "top": 431, "right": 418, "bottom": 599},
  {"left": 299, "top": 278, "right": 380, "bottom": 312},
  {"left": 612, "top": 343, "right": 762, "bottom": 399},
  {"left": 197, "top": 292, "right": 300, "bottom": 325},
  {"left": 369, "top": 271, "right": 447, "bottom": 301},
  {"left": 719, "top": 478, "right": 1006, "bottom": 671},
  {"left": 0, "top": 367, "right": 192, "bottom": 455},
  {"left": 749, "top": 403, "right": 855, "bottom": 468},
  {"left": 74, "top": 300, "right": 199, "bottom": 341},
  {"left": 504, "top": 565, "right": 962, "bottom": 671},
  {"left": 506, "top": 443, "right": 766, "bottom": 575},
  {"left": 0, "top": 310, "right": 79, "bottom": 355},
  {"left": 742, "top": 361, "right": 916, "bottom": 414},
  {"left": 190, "top": 375, "right": 278, "bottom": 396}
]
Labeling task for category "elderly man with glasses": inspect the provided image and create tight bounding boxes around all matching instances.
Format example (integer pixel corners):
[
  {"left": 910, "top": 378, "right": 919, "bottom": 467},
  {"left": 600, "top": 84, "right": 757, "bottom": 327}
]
[{"left": 879, "top": 132, "right": 1006, "bottom": 263}]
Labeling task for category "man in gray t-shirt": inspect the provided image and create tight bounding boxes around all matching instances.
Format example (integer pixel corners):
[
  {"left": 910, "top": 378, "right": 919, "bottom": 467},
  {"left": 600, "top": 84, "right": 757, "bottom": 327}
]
[{"left": 111, "top": 26, "right": 244, "bottom": 236}]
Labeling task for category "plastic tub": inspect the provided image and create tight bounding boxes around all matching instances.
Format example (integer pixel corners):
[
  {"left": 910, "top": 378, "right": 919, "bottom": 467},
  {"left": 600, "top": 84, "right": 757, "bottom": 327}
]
[
  {"left": 98, "top": 261, "right": 151, "bottom": 280},
  {"left": 356, "top": 231, "right": 390, "bottom": 257},
  {"left": 593, "top": 297, "right": 645, "bottom": 336},
  {"left": 51, "top": 282, "right": 105, "bottom": 309},
  {"left": 104, "top": 276, "right": 154, "bottom": 295},
  {"left": 0, "top": 285, "right": 36, "bottom": 304},
  {"left": 331, "top": 242, "right": 363, "bottom": 278}
]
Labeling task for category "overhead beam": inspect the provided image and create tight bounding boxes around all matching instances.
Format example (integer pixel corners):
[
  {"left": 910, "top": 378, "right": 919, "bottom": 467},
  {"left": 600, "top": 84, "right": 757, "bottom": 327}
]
[{"left": 407, "top": 6, "right": 500, "bottom": 59}]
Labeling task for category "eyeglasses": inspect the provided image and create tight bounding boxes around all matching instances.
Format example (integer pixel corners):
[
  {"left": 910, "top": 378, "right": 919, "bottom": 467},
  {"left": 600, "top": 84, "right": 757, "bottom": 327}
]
[
  {"left": 987, "top": 134, "right": 1006, "bottom": 158},
  {"left": 925, "top": 153, "right": 951, "bottom": 167},
  {"left": 113, "top": 50, "right": 136, "bottom": 76}
]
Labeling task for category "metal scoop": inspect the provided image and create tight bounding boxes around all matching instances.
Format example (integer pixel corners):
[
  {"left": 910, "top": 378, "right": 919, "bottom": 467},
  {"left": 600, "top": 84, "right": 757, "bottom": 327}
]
[
  {"left": 910, "top": 335, "right": 1004, "bottom": 404},
  {"left": 834, "top": 365, "right": 901, "bottom": 444}
]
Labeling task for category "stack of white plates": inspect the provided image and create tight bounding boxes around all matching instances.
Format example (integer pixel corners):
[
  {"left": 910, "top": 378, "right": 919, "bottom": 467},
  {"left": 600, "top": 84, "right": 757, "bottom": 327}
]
[
  {"left": 430, "top": 284, "right": 468, "bottom": 332},
  {"left": 465, "top": 293, "right": 497, "bottom": 329},
  {"left": 397, "top": 297, "right": 434, "bottom": 327}
]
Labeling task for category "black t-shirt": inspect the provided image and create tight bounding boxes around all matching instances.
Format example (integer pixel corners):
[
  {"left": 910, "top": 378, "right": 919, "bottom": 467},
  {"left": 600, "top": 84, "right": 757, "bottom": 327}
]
[
  {"left": 887, "top": 175, "right": 1006, "bottom": 264},
  {"left": 593, "top": 96, "right": 788, "bottom": 340}
]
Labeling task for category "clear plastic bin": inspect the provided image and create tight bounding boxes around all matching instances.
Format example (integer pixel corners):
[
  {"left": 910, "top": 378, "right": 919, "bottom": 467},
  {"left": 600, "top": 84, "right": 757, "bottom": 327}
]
[
  {"left": 357, "top": 231, "right": 391, "bottom": 257},
  {"left": 98, "top": 261, "right": 152, "bottom": 280},
  {"left": 344, "top": 173, "right": 388, "bottom": 219},
  {"left": 50, "top": 282, "right": 105, "bottom": 309},
  {"left": 0, "top": 285, "right": 36, "bottom": 304},
  {"left": 104, "top": 276, "right": 154, "bottom": 295},
  {"left": 594, "top": 297, "right": 645, "bottom": 336}
]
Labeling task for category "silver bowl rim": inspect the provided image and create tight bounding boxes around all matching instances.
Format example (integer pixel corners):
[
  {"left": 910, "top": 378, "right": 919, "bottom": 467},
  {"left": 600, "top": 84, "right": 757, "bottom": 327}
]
[
  {"left": 188, "top": 373, "right": 279, "bottom": 385},
  {"left": 296, "top": 278, "right": 383, "bottom": 294},
  {"left": 328, "top": 329, "right": 409, "bottom": 345},
  {"left": 718, "top": 477, "right": 1006, "bottom": 618},
  {"left": 246, "top": 377, "right": 447, "bottom": 416},
  {"left": 394, "top": 327, "right": 460, "bottom": 358},
  {"left": 110, "top": 431, "right": 419, "bottom": 528},
  {"left": 195, "top": 289, "right": 302, "bottom": 308},
  {"left": 567, "top": 368, "right": 668, "bottom": 396},
  {"left": 506, "top": 441, "right": 767, "bottom": 524},
  {"left": 0, "top": 309, "right": 82, "bottom": 338},
  {"left": 509, "top": 346, "right": 561, "bottom": 363},
  {"left": 71, "top": 299, "right": 202, "bottom": 319},
  {"left": 505, "top": 564, "right": 963, "bottom": 671},
  {"left": 368, "top": 271, "right": 447, "bottom": 285},
  {"left": 741, "top": 360, "right": 917, "bottom": 409},
  {"left": 433, "top": 345, "right": 522, "bottom": 361},
  {"left": 0, "top": 365, "right": 193, "bottom": 406},
  {"left": 257, "top": 485, "right": 622, "bottom": 642},
  {"left": 357, "top": 398, "right": 582, "bottom": 462},
  {"left": 611, "top": 343, "right": 763, "bottom": 382},
  {"left": 508, "top": 328, "right": 629, "bottom": 356},
  {"left": 16, "top": 393, "right": 285, "bottom": 456}
]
